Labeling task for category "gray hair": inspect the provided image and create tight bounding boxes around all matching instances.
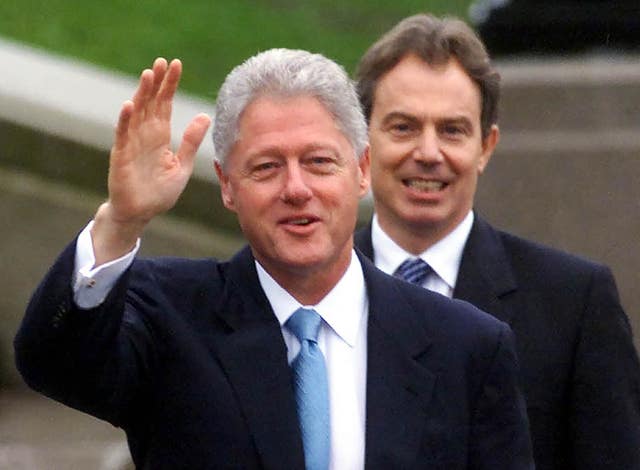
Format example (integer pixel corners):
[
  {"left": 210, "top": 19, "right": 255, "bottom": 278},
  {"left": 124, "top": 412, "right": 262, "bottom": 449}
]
[{"left": 213, "top": 48, "right": 368, "bottom": 166}]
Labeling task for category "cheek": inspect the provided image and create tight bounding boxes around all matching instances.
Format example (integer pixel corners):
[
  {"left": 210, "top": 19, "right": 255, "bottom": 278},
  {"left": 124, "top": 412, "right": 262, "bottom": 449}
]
[
  {"left": 371, "top": 163, "right": 398, "bottom": 194},
  {"left": 378, "top": 142, "right": 409, "bottom": 165},
  {"left": 444, "top": 147, "right": 477, "bottom": 173},
  {"left": 370, "top": 149, "right": 394, "bottom": 174}
]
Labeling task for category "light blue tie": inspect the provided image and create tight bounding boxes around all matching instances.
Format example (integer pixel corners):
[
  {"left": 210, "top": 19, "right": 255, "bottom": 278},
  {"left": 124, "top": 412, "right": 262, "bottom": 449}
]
[
  {"left": 286, "top": 307, "right": 330, "bottom": 470},
  {"left": 394, "top": 257, "right": 434, "bottom": 285}
]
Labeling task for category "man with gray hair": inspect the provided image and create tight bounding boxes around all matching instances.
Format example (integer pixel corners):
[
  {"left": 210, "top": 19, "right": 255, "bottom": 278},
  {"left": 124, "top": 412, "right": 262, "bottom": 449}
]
[{"left": 16, "top": 49, "right": 533, "bottom": 468}]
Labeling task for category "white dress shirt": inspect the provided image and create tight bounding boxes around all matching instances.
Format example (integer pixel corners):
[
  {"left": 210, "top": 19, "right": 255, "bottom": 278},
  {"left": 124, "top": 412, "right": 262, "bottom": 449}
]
[
  {"left": 256, "top": 254, "right": 368, "bottom": 470},
  {"left": 72, "top": 222, "right": 368, "bottom": 469},
  {"left": 371, "top": 211, "right": 474, "bottom": 298},
  {"left": 73, "top": 221, "right": 139, "bottom": 309}
]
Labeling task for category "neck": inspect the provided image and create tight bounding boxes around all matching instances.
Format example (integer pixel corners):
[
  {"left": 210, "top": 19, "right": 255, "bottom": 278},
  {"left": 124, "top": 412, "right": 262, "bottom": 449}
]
[
  {"left": 376, "top": 213, "right": 466, "bottom": 255},
  {"left": 256, "top": 252, "right": 353, "bottom": 306},
  {"left": 378, "top": 223, "right": 438, "bottom": 255}
]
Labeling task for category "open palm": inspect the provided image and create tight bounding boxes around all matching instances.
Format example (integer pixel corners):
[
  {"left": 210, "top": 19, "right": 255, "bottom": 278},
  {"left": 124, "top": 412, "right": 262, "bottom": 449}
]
[{"left": 108, "top": 58, "right": 211, "bottom": 227}]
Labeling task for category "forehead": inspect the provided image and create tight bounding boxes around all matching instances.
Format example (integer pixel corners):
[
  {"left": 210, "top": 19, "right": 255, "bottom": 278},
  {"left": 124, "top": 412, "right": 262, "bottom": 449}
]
[
  {"left": 239, "top": 94, "right": 332, "bottom": 131},
  {"left": 228, "top": 94, "right": 353, "bottom": 160},
  {"left": 373, "top": 54, "right": 481, "bottom": 120}
]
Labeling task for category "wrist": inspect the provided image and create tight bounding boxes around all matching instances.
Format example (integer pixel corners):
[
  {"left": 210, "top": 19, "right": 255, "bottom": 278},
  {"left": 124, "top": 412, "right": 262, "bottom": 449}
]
[{"left": 91, "top": 202, "right": 145, "bottom": 266}]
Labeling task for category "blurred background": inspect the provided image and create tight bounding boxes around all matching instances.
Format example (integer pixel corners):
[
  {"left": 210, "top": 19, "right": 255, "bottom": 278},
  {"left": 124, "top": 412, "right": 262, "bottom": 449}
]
[{"left": 1, "top": 0, "right": 638, "bottom": 468}]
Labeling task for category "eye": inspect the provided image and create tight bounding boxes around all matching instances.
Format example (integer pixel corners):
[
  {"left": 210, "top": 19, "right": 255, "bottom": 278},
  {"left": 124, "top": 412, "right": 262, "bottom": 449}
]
[
  {"left": 249, "top": 160, "right": 281, "bottom": 179},
  {"left": 388, "top": 121, "right": 415, "bottom": 136},
  {"left": 304, "top": 155, "right": 339, "bottom": 174},
  {"left": 310, "top": 156, "right": 332, "bottom": 165},
  {"left": 392, "top": 123, "right": 410, "bottom": 132},
  {"left": 255, "top": 161, "right": 278, "bottom": 171},
  {"left": 439, "top": 120, "right": 472, "bottom": 140},
  {"left": 443, "top": 125, "right": 464, "bottom": 135},
  {"left": 384, "top": 116, "right": 421, "bottom": 139}
]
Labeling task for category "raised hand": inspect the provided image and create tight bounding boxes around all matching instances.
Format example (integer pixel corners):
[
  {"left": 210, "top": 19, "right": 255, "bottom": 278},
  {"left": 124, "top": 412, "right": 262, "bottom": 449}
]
[{"left": 92, "top": 58, "right": 211, "bottom": 265}]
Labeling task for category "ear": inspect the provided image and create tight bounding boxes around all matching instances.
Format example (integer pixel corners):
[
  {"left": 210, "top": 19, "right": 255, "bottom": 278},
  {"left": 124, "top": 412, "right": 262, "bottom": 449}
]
[
  {"left": 478, "top": 124, "right": 499, "bottom": 174},
  {"left": 214, "top": 161, "right": 236, "bottom": 212},
  {"left": 357, "top": 145, "right": 371, "bottom": 198}
]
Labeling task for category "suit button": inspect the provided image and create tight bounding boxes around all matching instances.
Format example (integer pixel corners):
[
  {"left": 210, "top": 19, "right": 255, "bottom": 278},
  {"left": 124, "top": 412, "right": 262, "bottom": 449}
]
[{"left": 51, "top": 306, "right": 66, "bottom": 328}]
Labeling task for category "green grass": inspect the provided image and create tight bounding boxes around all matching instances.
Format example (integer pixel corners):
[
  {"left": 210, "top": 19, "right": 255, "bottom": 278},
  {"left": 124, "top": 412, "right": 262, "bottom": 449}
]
[{"left": 0, "top": 0, "right": 472, "bottom": 99}]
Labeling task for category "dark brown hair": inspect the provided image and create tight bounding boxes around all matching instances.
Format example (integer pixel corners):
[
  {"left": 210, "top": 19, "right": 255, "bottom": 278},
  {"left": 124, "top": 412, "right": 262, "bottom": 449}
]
[{"left": 356, "top": 14, "right": 500, "bottom": 139}]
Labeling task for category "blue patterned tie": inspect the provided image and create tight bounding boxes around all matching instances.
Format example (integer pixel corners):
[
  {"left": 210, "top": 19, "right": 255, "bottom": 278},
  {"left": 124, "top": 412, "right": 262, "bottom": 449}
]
[
  {"left": 286, "top": 308, "right": 330, "bottom": 470},
  {"left": 394, "top": 258, "right": 433, "bottom": 285}
]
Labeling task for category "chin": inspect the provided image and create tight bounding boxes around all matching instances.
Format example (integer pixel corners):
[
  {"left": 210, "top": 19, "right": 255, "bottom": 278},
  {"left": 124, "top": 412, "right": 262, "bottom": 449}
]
[
  {"left": 278, "top": 250, "right": 326, "bottom": 268},
  {"left": 404, "top": 211, "right": 451, "bottom": 231}
]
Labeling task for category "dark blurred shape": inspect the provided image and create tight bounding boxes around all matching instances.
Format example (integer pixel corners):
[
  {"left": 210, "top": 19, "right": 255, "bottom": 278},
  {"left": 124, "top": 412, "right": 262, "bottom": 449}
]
[{"left": 469, "top": 0, "right": 640, "bottom": 55}]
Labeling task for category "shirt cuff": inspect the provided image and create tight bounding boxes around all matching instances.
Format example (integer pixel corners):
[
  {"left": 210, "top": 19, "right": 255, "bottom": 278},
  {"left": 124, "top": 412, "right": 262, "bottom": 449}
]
[{"left": 73, "top": 220, "right": 140, "bottom": 309}]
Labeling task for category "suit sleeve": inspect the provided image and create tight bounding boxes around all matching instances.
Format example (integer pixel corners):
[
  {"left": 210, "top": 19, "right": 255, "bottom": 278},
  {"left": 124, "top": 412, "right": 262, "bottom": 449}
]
[
  {"left": 74, "top": 221, "right": 138, "bottom": 309},
  {"left": 469, "top": 323, "right": 535, "bottom": 470},
  {"left": 570, "top": 265, "right": 640, "bottom": 469},
  {"left": 14, "top": 239, "right": 154, "bottom": 426}
]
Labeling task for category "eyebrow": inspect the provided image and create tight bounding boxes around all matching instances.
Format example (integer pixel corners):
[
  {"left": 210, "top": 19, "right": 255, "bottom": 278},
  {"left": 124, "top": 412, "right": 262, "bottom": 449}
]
[
  {"left": 382, "top": 110, "right": 475, "bottom": 129},
  {"left": 440, "top": 116, "right": 474, "bottom": 130},
  {"left": 380, "top": 111, "right": 420, "bottom": 126},
  {"left": 245, "top": 142, "right": 340, "bottom": 159}
]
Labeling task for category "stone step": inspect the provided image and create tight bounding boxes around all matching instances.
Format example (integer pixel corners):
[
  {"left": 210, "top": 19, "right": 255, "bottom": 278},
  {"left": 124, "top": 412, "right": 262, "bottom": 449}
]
[
  {"left": 0, "top": 388, "right": 132, "bottom": 469},
  {"left": 497, "top": 55, "right": 640, "bottom": 132},
  {"left": 0, "top": 36, "right": 215, "bottom": 183}
]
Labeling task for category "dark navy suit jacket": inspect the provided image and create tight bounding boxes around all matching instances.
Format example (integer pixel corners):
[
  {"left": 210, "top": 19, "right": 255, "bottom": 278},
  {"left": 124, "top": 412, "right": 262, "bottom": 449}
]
[
  {"left": 355, "top": 214, "right": 640, "bottom": 470},
  {"left": 15, "top": 239, "right": 533, "bottom": 469}
]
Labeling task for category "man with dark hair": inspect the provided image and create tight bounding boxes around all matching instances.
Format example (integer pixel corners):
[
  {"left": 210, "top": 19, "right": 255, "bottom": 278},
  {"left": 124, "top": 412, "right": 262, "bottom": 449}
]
[
  {"left": 15, "top": 49, "right": 533, "bottom": 468},
  {"left": 354, "top": 13, "right": 640, "bottom": 470}
]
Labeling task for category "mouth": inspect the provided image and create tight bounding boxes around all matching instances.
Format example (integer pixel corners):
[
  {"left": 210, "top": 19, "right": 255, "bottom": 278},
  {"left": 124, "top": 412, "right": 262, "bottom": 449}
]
[
  {"left": 288, "top": 218, "right": 313, "bottom": 226},
  {"left": 403, "top": 178, "right": 447, "bottom": 193},
  {"left": 279, "top": 215, "right": 320, "bottom": 227}
]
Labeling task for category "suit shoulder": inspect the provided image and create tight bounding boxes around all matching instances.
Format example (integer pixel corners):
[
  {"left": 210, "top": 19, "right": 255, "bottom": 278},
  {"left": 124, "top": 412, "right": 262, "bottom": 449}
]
[
  {"left": 397, "top": 275, "right": 510, "bottom": 340},
  {"left": 362, "top": 253, "right": 508, "bottom": 336},
  {"left": 497, "top": 228, "right": 612, "bottom": 280}
]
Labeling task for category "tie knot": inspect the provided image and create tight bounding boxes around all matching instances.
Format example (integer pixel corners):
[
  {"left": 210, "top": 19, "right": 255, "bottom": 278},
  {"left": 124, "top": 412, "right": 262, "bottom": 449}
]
[
  {"left": 286, "top": 307, "right": 322, "bottom": 343},
  {"left": 394, "top": 258, "right": 433, "bottom": 285}
]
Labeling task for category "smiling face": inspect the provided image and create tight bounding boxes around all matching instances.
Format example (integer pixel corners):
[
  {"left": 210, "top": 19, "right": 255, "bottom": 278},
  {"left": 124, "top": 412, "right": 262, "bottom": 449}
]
[
  {"left": 215, "top": 94, "right": 370, "bottom": 302},
  {"left": 368, "top": 54, "right": 498, "bottom": 253}
]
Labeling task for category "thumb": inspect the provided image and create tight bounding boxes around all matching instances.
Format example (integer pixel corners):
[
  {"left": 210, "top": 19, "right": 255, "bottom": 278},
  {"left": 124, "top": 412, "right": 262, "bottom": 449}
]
[{"left": 176, "top": 113, "right": 212, "bottom": 168}]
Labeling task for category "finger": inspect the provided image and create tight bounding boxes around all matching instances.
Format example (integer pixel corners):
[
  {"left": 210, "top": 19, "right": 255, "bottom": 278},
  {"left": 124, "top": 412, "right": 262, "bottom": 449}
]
[
  {"left": 156, "top": 59, "right": 182, "bottom": 121},
  {"left": 112, "top": 100, "right": 134, "bottom": 153},
  {"left": 149, "top": 57, "right": 169, "bottom": 103},
  {"left": 176, "top": 113, "right": 212, "bottom": 169},
  {"left": 130, "top": 68, "right": 154, "bottom": 127}
]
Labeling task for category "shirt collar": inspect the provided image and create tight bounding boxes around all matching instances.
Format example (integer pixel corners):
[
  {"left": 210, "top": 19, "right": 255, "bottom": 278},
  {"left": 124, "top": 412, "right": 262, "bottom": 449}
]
[
  {"left": 255, "top": 250, "right": 367, "bottom": 348},
  {"left": 371, "top": 211, "right": 474, "bottom": 291}
]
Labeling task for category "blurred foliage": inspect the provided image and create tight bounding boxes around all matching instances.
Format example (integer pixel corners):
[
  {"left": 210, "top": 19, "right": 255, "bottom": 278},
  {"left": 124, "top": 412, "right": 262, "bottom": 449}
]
[{"left": 0, "top": 0, "right": 471, "bottom": 99}]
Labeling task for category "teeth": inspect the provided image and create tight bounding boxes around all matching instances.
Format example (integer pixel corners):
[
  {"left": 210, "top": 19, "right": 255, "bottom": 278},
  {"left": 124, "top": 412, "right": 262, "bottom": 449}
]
[
  {"left": 290, "top": 219, "right": 310, "bottom": 225},
  {"left": 406, "top": 179, "right": 445, "bottom": 192}
]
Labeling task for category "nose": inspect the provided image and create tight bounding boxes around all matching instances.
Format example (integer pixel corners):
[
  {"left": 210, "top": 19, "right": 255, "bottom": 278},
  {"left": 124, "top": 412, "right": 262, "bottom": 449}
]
[
  {"left": 413, "top": 128, "right": 443, "bottom": 164},
  {"left": 281, "top": 162, "right": 313, "bottom": 205}
]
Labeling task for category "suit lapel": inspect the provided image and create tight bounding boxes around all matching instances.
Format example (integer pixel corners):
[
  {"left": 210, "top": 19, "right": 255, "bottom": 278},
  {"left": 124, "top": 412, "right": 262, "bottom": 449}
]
[
  {"left": 214, "top": 247, "right": 305, "bottom": 469},
  {"left": 359, "top": 255, "right": 439, "bottom": 468},
  {"left": 356, "top": 218, "right": 517, "bottom": 324},
  {"left": 453, "top": 216, "right": 517, "bottom": 324}
]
